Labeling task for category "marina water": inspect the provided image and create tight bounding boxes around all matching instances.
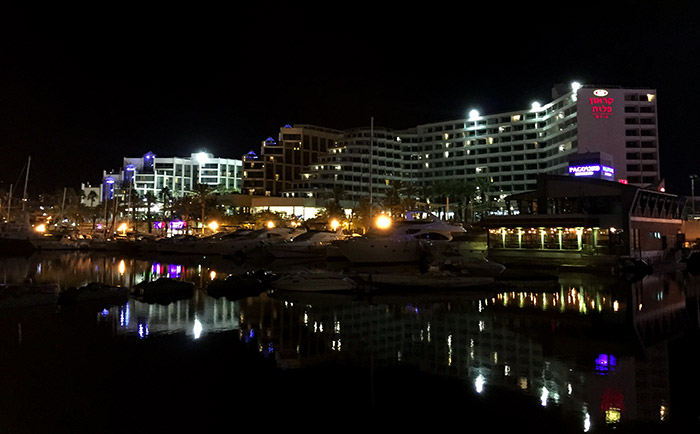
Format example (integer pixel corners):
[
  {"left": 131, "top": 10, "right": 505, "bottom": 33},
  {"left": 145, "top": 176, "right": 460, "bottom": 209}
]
[{"left": 1, "top": 251, "right": 699, "bottom": 432}]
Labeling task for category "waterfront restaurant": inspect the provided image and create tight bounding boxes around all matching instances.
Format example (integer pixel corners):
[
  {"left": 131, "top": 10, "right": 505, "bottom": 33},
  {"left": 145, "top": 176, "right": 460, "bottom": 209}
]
[{"left": 481, "top": 175, "right": 685, "bottom": 267}]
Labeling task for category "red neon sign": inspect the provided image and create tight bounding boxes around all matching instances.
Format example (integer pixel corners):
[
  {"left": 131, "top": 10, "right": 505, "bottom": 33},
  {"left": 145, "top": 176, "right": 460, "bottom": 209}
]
[{"left": 590, "top": 90, "right": 613, "bottom": 118}]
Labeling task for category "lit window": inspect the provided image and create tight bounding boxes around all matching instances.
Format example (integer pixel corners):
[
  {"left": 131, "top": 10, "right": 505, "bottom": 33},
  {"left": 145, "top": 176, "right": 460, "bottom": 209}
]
[{"left": 646, "top": 94, "right": 655, "bottom": 102}]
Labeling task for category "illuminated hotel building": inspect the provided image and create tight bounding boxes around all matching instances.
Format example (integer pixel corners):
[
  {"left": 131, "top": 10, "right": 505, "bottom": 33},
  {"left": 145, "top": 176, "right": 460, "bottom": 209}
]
[
  {"left": 101, "top": 151, "right": 242, "bottom": 200},
  {"left": 265, "top": 83, "right": 660, "bottom": 205},
  {"left": 241, "top": 125, "right": 344, "bottom": 196}
]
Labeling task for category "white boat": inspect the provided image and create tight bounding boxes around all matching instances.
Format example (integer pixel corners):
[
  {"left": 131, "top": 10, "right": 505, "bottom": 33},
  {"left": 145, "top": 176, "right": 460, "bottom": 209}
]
[
  {"left": 333, "top": 214, "right": 466, "bottom": 264},
  {"left": 270, "top": 270, "right": 358, "bottom": 292},
  {"left": 31, "top": 233, "right": 89, "bottom": 251},
  {"left": 189, "top": 229, "right": 253, "bottom": 254},
  {"left": 266, "top": 229, "right": 346, "bottom": 259},
  {"left": 206, "top": 227, "right": 307, "bottom": 257},
  {"left": 155, "top": 234, "right": 203, "bottom": 254},
  {"left": 361, "top": 271, "right": 494, "bottom": 290}
]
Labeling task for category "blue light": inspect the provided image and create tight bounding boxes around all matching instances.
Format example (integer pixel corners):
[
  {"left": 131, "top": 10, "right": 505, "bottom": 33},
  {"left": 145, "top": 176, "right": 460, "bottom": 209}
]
[
  {"left": 595, "top": 353, "right": 617, "bottom": 374},
  {"left": 138, "top": 322, "right": 149, "bottom": 339}
]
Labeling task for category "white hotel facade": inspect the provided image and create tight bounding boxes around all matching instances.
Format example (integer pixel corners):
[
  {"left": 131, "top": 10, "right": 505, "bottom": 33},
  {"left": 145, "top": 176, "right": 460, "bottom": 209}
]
[
  {"left": 249, "top": 83, "right": 660, "bottom": 208},
  {"left": 101, "top": 151, "right": 242, "bottom": 201}
]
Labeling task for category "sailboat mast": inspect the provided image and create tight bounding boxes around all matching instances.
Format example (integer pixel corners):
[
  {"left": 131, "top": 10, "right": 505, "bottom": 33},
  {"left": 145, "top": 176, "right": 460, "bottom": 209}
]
[
  {"left": 7, "top": 184, "right": 12, "bottom": 221},
  {"left": 21, "top": 156, "right": 30, "bottom": 211},
  {"left": 369, "top": 117, "right": 373, "bottom": 214}
]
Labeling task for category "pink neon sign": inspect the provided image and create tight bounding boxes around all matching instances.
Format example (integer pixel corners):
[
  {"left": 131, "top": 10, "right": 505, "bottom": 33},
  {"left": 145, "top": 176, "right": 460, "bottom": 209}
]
[{"left": 589, "top": 89, "right": 613, "bottom": 118}]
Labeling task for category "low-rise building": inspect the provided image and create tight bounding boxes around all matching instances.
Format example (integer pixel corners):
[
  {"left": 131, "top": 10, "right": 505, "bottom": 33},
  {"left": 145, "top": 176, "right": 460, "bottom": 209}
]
[{"left": 481, "top": 175, "right": 684, "bottom": 267}]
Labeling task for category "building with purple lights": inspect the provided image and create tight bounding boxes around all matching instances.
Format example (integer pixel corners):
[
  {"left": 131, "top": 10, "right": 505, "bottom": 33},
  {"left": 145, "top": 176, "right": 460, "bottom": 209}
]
[{"left": 100, "top": 152, "right": 242, "bottom": 201}]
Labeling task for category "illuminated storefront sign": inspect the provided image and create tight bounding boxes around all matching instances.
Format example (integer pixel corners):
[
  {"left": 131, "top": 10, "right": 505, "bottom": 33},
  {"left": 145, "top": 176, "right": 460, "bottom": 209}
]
[
  {"left": 169, "top": 221, "right": 186, "bottom": 230},
  {"left": 589, "top": 89, "right": 613, "bottom": 118},
  {"left": 568, "top": 164, "right": 615, "bottom": 177}
]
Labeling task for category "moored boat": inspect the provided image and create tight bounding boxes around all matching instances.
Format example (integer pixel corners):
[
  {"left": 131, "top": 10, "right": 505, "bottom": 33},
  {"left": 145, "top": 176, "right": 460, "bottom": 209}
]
[
  {"left": 205, "top": 270, "right": 275, "bottom": 299},
  {"left": 359, "top": 270, "right": 494, "bottom": 291},
  {"left": 58, "top": 282, "right": 129, "bottom": 307},
  {"left": 270, "top": 270, "right": 358, "bottom": 292},
  {"left": 333, "top": 215, "right": 466, "bottom": 264},
  {"left": 0, "top": 281, "right": 60, "bottom": 309},
  {"left": 207, "top": 227, "right": 307, "bottom": 258},
  {"left": 0, "top": 221, "right": 36, "bottom": 256},
  {"left": 131, "top": 277, "right": 195, "bottom": 303},
  {"left": 266, "top": 229, "right": 346, "bottom": 259}
]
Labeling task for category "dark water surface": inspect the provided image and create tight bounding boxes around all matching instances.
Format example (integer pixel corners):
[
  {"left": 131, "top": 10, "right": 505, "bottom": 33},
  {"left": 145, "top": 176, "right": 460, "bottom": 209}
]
[{"left": 1, "top": 251, "right": 699, "bottom": 433}]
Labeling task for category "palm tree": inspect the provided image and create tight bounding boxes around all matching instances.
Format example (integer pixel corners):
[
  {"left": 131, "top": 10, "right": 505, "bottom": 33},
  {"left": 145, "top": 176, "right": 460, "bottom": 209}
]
[
  {"left": 382, "top": 180, "right": 404, "bottom": 216},
  {"left": 86, "top": 190, "right": 99, "bottom": 231},
  {"left": 159, "top": 186, "right": 172, "bottom": 219},
  {"left": 143, "top": 191, "right": 157, "bottom": 233},
  {"left": 192, "top": 183, "right": 212, "bottom": 234},
  {"left": 86, "top": 190, "right": 98, "bottom": 208}
]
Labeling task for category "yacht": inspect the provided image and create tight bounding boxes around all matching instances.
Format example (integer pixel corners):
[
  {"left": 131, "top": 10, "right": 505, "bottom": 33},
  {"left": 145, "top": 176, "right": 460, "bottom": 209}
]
[
  {"left": 205, "top": 227, "right": 307, "bottom": 257},
  {"left": 265, "top": 229, "right": 346, "bottom": 259},
  {"left": 332, "top": 213, "right": 466, "bottom": 264}
]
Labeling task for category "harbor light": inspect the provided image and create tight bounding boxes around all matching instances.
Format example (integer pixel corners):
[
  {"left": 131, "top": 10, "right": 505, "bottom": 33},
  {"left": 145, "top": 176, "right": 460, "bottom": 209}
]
[
  {"left": 266, "top": 221, "right": 276, "bottom": 229},
  {"left": 117, "top": 223, "right": 128, "bottom": 235},
  {"left": 208, "top": 221, "right": 218, "bottom": 232},
  {"left": 375, "top": 215, "right": 392, "bottom": 230},
  {"left": 330, "top": 219, "right": 340, "bottom": 231},
  {"left": 34, "top": 224, "right": 46, "bottom": 233}
]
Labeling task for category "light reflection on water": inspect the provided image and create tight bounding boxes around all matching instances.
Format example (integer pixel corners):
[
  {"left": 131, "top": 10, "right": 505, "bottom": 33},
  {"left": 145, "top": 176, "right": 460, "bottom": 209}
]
[{"left": 1, "top": 251, "right": 699, "bottom": 432}]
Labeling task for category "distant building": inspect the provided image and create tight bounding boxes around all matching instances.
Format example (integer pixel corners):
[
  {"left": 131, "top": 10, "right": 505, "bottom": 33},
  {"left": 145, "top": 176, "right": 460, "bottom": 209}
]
[
  {"left": 242, "top": 125, "right": 344, "bottom": 196},
  {"left": 101, "top": 151, "right": 242, "bottom": 200},
  {"left": 80, "top": 183, "right": 103, "bottom": 205},
  {"left": 247, "top": 83, "right": 662, "bottom": 212}
]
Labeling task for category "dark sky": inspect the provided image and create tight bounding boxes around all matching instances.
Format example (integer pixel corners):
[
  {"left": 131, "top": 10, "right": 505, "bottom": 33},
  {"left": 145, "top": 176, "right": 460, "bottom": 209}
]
[{"left": 1, "top": 2, "right": 699, "bottom": 197}]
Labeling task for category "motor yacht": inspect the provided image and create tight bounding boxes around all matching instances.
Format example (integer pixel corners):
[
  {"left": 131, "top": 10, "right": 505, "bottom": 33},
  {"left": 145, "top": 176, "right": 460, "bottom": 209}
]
[
  {"left": 205, "top": 227, "right": 307, "bottom": 257},
  {"left": 266, "top": 229, "right": 346, "bottom": 259},
  {"left": 333, "top": 213, "right": 466, "bottom": 264}
]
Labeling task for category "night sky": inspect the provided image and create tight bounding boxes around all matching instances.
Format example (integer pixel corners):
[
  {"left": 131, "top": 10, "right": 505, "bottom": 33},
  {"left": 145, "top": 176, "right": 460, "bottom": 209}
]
[{"left": 1, "top": 2, "right": 699, "bottom": 197}]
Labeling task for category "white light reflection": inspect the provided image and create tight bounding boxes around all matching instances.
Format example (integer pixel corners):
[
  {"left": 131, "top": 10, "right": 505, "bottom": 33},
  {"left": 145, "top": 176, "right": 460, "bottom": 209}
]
[
  {"left": 193, "top": 318, "right": 202, "bottom": 339},
  {"left": 583, "top": 405, "right": 591, "bottom": 432},
  {"left": 475, "top": 374, "right": 485, "bottom": 394},
  {"left": 541, "top": 387, "right": 549, "bottom": 406},
  {"left": 138, "top": 322, "right": 149, "bottom": 339},
  {"left": 447, "top": 334, "right": 453, "bottom": 366}
]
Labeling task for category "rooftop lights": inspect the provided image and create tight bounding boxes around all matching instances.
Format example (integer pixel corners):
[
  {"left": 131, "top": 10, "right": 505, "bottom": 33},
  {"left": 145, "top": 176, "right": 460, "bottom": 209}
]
[
  {"left": 468, "top": 109, "right": 480, "bottom": 121},
  {"left": 196, "top": 152, "right": 209, "bottom": 165}
]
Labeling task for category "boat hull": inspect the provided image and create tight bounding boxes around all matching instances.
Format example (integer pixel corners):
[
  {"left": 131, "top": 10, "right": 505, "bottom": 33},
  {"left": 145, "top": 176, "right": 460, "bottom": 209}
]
[
  {"left": 334, "top": 238, "right": 432, "bottom": 264},
  {"left": 270, "top": 272, "right": 358, "bottom": 292}
]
